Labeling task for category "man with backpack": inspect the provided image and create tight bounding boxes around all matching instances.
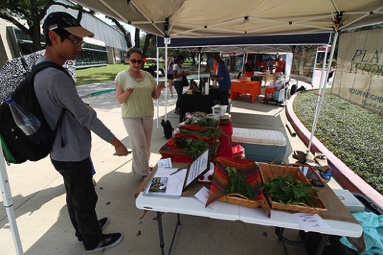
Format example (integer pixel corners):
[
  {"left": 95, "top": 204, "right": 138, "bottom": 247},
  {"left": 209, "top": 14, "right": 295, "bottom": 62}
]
[{"left": 34, "top": 12, "right": 129, "bottom": 252}]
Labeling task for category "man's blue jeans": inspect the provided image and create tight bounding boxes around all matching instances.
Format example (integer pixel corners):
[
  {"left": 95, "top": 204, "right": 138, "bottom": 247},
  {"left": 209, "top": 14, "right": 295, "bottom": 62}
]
[{"left": 51, "top": 157, "right": 102, "bottom": 250}]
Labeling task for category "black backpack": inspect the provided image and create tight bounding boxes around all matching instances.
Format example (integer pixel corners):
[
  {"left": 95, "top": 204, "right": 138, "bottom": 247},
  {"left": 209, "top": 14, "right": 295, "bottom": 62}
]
[{"left": 0, "top": 61, "right": 69, "bottom": 164}]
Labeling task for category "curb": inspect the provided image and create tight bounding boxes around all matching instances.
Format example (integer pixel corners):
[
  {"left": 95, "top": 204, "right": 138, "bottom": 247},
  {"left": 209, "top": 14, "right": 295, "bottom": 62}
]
[
  {"left": 79, "top": 88, "right": 116, "bottom": 99},
  {"left": 286, "top": 92, "right": 383, "bottom": 211}
]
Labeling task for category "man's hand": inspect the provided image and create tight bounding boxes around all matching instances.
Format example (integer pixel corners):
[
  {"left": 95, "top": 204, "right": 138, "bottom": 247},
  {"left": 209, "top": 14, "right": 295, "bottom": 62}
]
[{"left": 110, "top": 137, "right": 131, "bottom": 156}]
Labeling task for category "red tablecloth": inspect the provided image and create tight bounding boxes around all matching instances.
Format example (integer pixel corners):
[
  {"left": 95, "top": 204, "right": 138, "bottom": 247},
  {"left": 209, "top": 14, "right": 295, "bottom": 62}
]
[{"left": 230, "top": 79, "right": 261, "bottom": 103}]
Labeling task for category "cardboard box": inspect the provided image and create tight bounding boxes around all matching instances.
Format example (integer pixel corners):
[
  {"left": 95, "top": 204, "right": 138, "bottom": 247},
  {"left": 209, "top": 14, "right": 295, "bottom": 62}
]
[{"left": 219, "top": 113, "right": 231, "bottom": 125}]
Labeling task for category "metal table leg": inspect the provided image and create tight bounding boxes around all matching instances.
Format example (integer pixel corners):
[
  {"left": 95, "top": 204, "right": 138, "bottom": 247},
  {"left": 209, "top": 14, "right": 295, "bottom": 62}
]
[
  {"left": 275, "top": 227, "right": 305, "bottom": 255},
  {"left": 275, "top": 227, "right": 331, "bottom": 255},
  {"left": 153, "top": 212, "right": 181, "bottom": 255},
  {"left": 153, "top": 212, "right": 165, "bottom": 255}
]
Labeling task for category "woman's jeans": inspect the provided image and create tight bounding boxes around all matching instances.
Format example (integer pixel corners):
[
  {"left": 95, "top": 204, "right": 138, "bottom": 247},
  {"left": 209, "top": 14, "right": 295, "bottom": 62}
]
[{"left": 173, "top": 81, "right": 183, "bottom": 111}]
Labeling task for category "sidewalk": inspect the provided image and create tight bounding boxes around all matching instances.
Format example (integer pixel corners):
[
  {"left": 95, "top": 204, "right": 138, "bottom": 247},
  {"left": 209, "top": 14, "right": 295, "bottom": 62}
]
[{"left": 0, "top": 70, "right": 338, "bottom": 255}]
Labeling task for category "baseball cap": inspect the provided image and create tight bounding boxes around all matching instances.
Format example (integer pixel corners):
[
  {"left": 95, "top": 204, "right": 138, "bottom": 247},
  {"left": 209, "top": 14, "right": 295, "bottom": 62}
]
[{"left": 43, "top": 12, "right": 94, "bottom": 38}]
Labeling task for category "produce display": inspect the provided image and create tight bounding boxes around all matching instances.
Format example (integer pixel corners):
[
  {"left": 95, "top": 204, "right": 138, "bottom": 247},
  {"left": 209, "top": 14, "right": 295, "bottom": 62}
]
[
  {"left": 262, "top": 174, "right": 319, "bottom": 208},
  {"left": 185, "top": 113, "right": 219, "bottom": 127},
  {"left": 179, "top": 127, "right": 229, "bottom": 145},
  {"left": 179, "top": 138, "right": 219, "bottom": 159},
  {"left": 224, "top": 167, "right": 255, "bottom": 200}
]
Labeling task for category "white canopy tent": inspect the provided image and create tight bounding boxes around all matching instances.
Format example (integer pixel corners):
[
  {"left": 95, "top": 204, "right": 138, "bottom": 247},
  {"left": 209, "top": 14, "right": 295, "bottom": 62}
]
[
  {"left": 154, "top": 33, "right": 331, "bottom": 124},
  {"left": 72, "top": 0, "right": 383, "bottom": 38},
  {"left": 3, "top": 0, "right": 383, "bottom": 253}
]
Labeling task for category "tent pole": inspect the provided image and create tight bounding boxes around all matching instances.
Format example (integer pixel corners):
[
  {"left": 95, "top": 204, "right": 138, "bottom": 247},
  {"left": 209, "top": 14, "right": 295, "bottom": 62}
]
[
  {"left": 164, "top": 38, "right": 168, "bottom": 122},
  {"left": 306, "top": 45, "right": 328, "bottom": 153},
  {"left": 307, "top": 32, "right": 338, "bottom": 154},
  {"left": 156, "top": 47, "right": 160, "bottom": 128},
  {"left": 311, "top": 47, "right": 319, "bottom": 86},
  {"left": 198, "top": 53, "right": 201, "bottom": 81},
  {"left": 0, "top": 148, "right": 24, "bottom": 255}
]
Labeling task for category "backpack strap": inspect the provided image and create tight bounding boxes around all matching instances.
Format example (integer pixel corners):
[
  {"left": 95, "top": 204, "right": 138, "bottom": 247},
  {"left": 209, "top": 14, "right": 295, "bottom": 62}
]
[{"left": 31, "top": 61, "right": 71, "bottom": 143}]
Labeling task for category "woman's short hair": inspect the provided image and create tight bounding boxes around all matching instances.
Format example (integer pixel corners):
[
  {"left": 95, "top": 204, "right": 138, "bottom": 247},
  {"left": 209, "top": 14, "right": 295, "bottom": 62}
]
[{"left": 127, "top": 47, "right": 143, "bottom": 59}]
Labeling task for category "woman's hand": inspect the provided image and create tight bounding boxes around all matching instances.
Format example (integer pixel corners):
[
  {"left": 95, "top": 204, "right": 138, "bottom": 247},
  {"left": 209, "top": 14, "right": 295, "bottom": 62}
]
[
  {"left": 152, "top": 82, "right": 166, "bottom": 99},
  {"left": 125, "top": 87, "right": 134, "bottom": 96},
  {"left": 115, "top": 82, "right": 134, "bottom": 104},
  {"left": 157, "top": 81, "right": 166, "bottom": 91}
]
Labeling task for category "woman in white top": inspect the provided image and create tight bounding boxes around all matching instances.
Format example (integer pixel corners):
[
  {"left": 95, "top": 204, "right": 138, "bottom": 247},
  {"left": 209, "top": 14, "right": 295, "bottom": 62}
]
[
  {"left": 114, "top": 48, "right": 165, "bottom": 179},
  {"left": 172, "top": 55, "right": 189, "bottom": 114}
]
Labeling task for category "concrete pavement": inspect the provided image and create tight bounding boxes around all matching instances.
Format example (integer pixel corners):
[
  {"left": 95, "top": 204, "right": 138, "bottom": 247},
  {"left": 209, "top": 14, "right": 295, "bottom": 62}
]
[{"left": 0, "top": 71, "right": 339, "bottom": 255}]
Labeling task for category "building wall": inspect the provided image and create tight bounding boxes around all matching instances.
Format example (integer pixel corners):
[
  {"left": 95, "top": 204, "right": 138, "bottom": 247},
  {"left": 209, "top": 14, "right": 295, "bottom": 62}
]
[
  {"left": 0, "top": 0, "right": 128, "bottom": 68},
  {"left": 0, "top": 19, "right": 18, "bottom": 67}
]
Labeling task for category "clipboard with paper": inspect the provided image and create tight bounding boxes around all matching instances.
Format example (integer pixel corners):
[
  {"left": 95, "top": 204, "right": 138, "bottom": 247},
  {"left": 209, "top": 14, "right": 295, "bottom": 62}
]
[{"left": 145, "top": 147, "right": 211, "bottom": 197}]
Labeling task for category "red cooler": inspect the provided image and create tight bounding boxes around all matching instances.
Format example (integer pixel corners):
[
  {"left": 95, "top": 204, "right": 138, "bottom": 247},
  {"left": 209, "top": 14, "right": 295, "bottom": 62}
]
[{"left": 264, "top": 88, "right": 274, "bottom": 101}]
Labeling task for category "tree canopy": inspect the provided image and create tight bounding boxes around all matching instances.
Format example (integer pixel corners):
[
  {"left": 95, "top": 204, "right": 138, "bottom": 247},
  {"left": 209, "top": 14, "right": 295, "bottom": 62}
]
[{"left": 0, "top": 0, "right": 90, "bottom": 52}]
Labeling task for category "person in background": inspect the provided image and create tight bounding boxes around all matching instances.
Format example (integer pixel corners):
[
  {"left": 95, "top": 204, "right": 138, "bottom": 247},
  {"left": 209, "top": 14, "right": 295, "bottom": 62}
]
[
  {"left": 210, "top": 54, "right": 232, "bottom": 105},
  {"left": 275, "top": 57, "right": 284, "bottom": 73},
  {"left": 167, "top": 56, "right": 174, "bottom": 97},
  {"left": 115, "top": 47, "right": 165, "bottom": 180},
  {"left": 327, "top": 62, "right": 336, "bottom": 82},
  {"left": 243, "top": 56, "right": 256, "bottom": 78},
  {"left": 35, "top": 12, "right": 129, "bottom": 252},
  {"left": 173, "top": 55, "right": 189, "bottom": 114}
]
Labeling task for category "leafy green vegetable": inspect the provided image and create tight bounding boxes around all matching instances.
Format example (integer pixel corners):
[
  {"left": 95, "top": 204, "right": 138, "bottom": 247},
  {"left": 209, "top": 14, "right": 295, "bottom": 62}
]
[
  {"left": 225, "top": 167, "right": 255, "bottom": 200},
  {"left": 262, "top": 175, "right": 319, "bottom": 208},
  {"left": 179, "top": 138, "right": 218, "bottom": 159},
  {"left": 180, "top": 127, "right": 230, "bottom": 146},
  {"left": 193, "top": 112, "right": 205, "bottom": 118}
]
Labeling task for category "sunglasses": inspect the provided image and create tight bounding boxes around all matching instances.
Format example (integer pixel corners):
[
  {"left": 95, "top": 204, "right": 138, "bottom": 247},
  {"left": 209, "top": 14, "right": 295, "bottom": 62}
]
[
  {"left": 130, "top": 58, "right": 143, "bottom": 64},
  {"left": 66, "top": 37, "right": 85, "bottom": 48}
]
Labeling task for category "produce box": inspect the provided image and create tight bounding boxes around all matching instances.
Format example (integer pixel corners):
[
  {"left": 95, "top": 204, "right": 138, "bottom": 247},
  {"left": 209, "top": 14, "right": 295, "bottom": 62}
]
[
  {"left": 232, "top": 128, "right": 286, "bottom": 162},
  {"left": 183, "top": 112, "right": 219, "bottom": 128},
  {"left": 258, "top": 161, "right": 327, "bottom": 214},
  {"left": 219, "top": 113, "right": 231, "bottom": 126}
]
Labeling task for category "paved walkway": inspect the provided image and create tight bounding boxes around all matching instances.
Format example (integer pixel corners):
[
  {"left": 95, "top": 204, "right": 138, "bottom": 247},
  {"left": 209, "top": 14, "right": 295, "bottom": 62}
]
[{"left": 0, "top": 70, "right": 341, "bottom": 255}]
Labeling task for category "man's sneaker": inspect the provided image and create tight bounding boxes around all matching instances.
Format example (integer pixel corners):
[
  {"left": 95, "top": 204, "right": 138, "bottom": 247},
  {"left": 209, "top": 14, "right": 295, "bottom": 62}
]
[
  {"left": 99, "top": 217, "right": 109, "bottom": 230},
  {"left": 85, "top": 233, "right": 123, "bottom": 252},
  {"left": 77, "top": 217, "right": 110, "bottom": 243}
]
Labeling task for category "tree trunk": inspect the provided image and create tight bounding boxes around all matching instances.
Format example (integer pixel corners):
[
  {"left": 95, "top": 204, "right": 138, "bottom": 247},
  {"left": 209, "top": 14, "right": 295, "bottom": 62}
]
[
  {"left": 134, "top": 28, "right": 140, "bottom": 48},
  {"left": 191, "top": 52, "right": 196, "bottom": 65},
  {"left": 111, "top": 18, "right": 132, "bottom": 48},
  {"left": 31, "top": 25, "right": 42, "bottom": 52},
  {"left": 142, "top": 34, "right": 155, "bottom": 57}
]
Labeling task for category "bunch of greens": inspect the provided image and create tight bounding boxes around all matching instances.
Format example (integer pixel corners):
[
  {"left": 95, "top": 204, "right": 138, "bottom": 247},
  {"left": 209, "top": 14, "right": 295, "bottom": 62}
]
[
  {"left": 262, "top": 175, "right": 319, "bottom": 208},
  {"left": 179, "top": 138, "right": 218, "bottom": 159},
  {"left": 225, "top": 167, "right": 255, "bottom": 200},
  {"left": 185, "top": 114, "right": 219, "bottom": 127},
  {"left": 180, "top": 127, "right": 229, "bottom": 146}
]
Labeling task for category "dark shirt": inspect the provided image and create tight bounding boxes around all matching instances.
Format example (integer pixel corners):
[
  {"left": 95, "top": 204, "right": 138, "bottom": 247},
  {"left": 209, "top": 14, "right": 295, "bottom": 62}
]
[{"left": 244, "top": 62, "right": 255, "bottom": 72}]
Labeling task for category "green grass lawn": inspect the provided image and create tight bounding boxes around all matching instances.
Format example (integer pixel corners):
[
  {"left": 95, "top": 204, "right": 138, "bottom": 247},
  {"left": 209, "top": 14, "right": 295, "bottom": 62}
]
[
  {"left": 75, "top": 62, "right": 200, "bottom": 86},
  {"left": 293, "top": 89, "right": 383, "bottom": 195},
  {"left": 75, "top": 64, "right": 128, "bottom": 85}
]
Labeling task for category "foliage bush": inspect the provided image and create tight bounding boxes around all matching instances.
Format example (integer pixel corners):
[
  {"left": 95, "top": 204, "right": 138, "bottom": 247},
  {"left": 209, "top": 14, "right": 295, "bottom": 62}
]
[{"left": 293, "top": 89, "right": 383, "bottom": 195}]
